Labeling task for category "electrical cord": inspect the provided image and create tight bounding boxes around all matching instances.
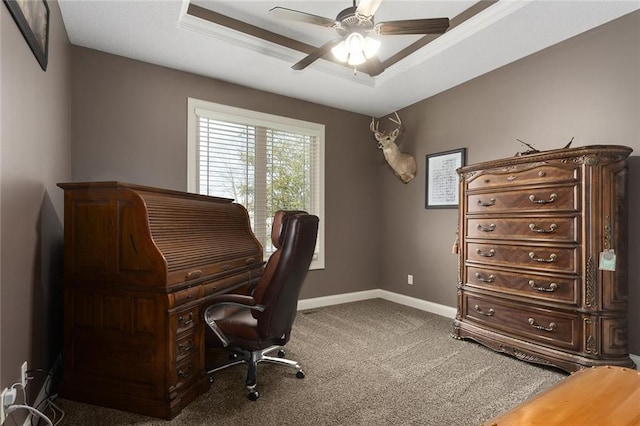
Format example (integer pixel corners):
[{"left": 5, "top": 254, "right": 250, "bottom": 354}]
[
  {"left": 31, "top": 368, "right": 61, "bottom": 426},
  {"left": 2, "top": 372, "right": 60, "bottom": 426},
  {"left": 5, "top": 405, "right": 53, "bottom": 426}
]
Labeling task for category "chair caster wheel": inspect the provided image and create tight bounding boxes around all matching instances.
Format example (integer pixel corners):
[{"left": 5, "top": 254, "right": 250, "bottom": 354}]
[
  {"left": 277, "top": 349, "right": 286, "bottom": 358},
  {"left": 296, "top": 370, "right": 305, "bottom": 379},
  {"left": 208, "top": 375, "right": 214, "bottom": 383},
  {"left": 229, "top": 352, "right": 239, "bottom": 360},
  {"left": 248, "top": 390, "right": 259, "bottom": 401}
]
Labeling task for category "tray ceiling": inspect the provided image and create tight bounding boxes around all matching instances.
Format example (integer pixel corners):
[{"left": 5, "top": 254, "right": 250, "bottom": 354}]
[{"left": 59, "top": 1, "right": 640, "bottom": 116}]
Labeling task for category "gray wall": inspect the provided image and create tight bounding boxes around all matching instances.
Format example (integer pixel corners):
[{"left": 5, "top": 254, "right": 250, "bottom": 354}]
[
  {"left": 1, "top": 0, "right": 71, "bottom": 400},
  {"left": 381, "top": 11, "right": 640, "bottom": 354},
  {"left": 70, "top": 47, "right": 383, "bottom": 301}
]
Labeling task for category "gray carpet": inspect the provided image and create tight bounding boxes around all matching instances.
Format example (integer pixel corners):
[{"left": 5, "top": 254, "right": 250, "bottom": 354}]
[{"left": 52, "top": 299, "right": 565, "bottom": 425}]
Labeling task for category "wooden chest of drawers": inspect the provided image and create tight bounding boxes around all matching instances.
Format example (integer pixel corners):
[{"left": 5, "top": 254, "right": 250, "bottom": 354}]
[{"left": 452, "top": 145, "right": 634, "bottom": 372}]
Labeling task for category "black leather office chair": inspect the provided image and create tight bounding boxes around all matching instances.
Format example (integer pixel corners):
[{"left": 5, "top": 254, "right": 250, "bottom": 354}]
[{"left": 203, "top": 210, "right": 319, "bottom": 400}]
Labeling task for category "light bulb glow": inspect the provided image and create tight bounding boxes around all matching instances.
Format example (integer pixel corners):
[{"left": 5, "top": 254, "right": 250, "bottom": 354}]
[
  {"left": 363, "top": 37, "right": 381, "bottom": 58},
  {"left": 331, "top": 41, "right": 348, "bottom": 62},
  {"left": 348, "top": 50, "right": 366, "bottom": 66},
  {"left": 332, "top": 32, "right": 380, "bottom": 65}
]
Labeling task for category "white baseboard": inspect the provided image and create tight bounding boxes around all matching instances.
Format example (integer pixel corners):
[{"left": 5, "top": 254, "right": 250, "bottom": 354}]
[
  {"left": 298, "top": 289, "right": 638, "bottom": 369},
  {"left": 298, "top": 289, "right": 456, "bottom": 318},
  {"left": 297, "top": 289, "right": 381, "bottom": 311}
]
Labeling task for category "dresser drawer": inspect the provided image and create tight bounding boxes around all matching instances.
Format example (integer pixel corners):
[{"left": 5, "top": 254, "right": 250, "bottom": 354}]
[
  {"left": 467, "top": 185, "right": 578, "bottom": 214},
  {"left": 464, "top": 293, "right": 579, "bottom": 350},
  {"left": 466, "top": 242, "right": 578, "bottom": 273},
  {"left": 466, "top": 163, "right": 579, "bottom": 191},
  {"left": 466, "top": 216, "right": 578, "bottom": 242},
  {"left": 466, "top": 266, "right": 577, "bottom": 303}
]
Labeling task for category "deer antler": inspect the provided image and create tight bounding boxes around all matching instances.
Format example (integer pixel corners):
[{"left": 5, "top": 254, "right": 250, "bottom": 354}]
[
  {"left": 388, "top": 112, "right": 402, "bottom": 128},
  {"left": 370, "top": 117, "right": 380, "bottom": 133}
]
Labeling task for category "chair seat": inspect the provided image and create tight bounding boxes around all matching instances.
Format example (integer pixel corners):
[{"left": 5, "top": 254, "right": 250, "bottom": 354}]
[{"left": 205, "top": 306, "right": 286, "bottom": 351}]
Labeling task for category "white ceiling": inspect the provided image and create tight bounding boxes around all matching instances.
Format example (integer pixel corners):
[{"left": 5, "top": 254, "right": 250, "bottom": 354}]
[{"left": 58, "top": 0, "right": 640, "bottom": 117}]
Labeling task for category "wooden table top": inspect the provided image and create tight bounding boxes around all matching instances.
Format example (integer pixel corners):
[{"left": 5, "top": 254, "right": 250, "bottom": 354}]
[{"left": 484, "top": 365, "right": 640, "bottom": 426}]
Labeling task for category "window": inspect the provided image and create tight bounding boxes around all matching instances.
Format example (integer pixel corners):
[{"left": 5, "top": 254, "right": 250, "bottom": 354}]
[{"left": 187, "top": 98, "right": 325, "bottom": 269}]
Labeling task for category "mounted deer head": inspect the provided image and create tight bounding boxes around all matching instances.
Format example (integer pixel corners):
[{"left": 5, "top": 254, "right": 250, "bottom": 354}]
[{"left": 370, "top": 112, "right": 417, "bottom": 184}]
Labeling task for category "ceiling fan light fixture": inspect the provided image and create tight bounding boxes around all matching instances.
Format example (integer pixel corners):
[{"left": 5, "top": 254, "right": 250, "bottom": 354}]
[
  {"left": 348, "top": 49, "right": 367, "bottom": 66},
  {"left": 331, "top": 41, "right": 349, "bottom": 63},
  {"left": 363, "top": 36, "right": 381, "bottom": 58},
  {"left": 331, "top": 32, "right": 380, "bottom": 66}
]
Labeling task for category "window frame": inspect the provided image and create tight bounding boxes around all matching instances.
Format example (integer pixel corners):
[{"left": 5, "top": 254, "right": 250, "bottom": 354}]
[{"left": 187, "top": 97, "right": 325, "bottom": 270}]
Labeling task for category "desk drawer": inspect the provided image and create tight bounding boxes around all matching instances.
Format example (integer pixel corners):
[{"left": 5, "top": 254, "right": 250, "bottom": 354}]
[
  {"left": 172, "top": 356, "right": 196, "bottom": 389},
  {"left": 202, "top": 271, "right": 251, "bottom": 296},
  {"left": 175, "top": 332, "right": 196, "bottom": 363},
  {"left": 174, "top": 306, "right": 198, "bottom": 335},
  {"left": 170, "top": 286, "right": 200, "bottom": 308}
]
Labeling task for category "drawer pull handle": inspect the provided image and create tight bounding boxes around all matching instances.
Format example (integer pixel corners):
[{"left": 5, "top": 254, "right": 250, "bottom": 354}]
[
  {"left": 474, "top": 305, "right": 495, "bottom": 317},
  {"left": 475, "top": 273, "right": 495, "bottom": 283},
  {"left": 529, "top": 193, "right": 557, "bottom": 204},
  {"left": 538, "top": 171, "right": 546, "bottom": 177},
  {"left": 178, "top": 312, "right": 194, "bottom": 326},
  {"left": 528, "top": 318, "right": 556, "bottom": 332},
  {"left": 477, "top": 224, "right": 496, "bottom": 232},
  {"left": 186, "top": 270, "right": 202, "bottom": 279},
  {"left": 506, "top": 175, "right": 516, "bottom": 181},
  {"left": 528, "top": 280, "right": 558, "bottom": 292},
  {"left": 529, "top": 252, "right": 558, "bottom": 263},
  {"left": 178, "top": 340, "right": 193, "bottom": 353},
  {"left": 476, "top": 248, "right": 495, "bottom": 258},
  {"left": 178, "top": 365, "right": 193, "bottom": 379},
  {"left": 529, "top": 223, "right": 558, "bottom": 233},
  {"left": 477, "top": 198, "right": 496, "bottom": 207}
]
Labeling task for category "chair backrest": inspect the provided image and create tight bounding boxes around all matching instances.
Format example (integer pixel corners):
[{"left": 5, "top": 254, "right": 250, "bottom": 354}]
[{"left": 251, "top": 210, "right": 319, "bottom": 342}]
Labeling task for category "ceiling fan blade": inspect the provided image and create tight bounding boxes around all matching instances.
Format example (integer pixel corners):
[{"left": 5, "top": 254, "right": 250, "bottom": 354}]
[
  {"left": 365, "top": 57, "right": 385, "bottom": 77},
  {"left": 292, "top": 39, "right": 341, "bottom": 71},
  {"left": 269, "top": 7, "right": 336, "bottom": 28},
  {"left": 375, "top": 18, "right": 450, "bottom": 35},
  {"left": 356, "top": 0, "right": 383, "bottom": 18}
]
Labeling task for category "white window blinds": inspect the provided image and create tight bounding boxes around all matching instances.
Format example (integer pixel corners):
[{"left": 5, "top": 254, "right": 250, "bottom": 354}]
[{"left": 188, "top": 99, "right": 324, "bottom": 268}]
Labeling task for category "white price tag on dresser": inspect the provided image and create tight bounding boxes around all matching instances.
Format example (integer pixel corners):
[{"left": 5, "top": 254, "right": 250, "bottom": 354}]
[{"left": 599, "top": 249, "right": 616, "bottom": 271}]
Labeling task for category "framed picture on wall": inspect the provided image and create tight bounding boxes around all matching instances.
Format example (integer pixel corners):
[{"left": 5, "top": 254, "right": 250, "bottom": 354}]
[
  {"left": 425, "top": 148, "right": 466, "bottom": 209},
  {"left": 4, "top": 0, "right": 50, "bottom": 71}
]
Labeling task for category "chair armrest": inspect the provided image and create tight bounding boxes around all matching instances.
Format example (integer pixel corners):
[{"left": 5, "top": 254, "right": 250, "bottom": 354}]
[{"left": 205, "top": 294, "right": 265, "bottom": 312}]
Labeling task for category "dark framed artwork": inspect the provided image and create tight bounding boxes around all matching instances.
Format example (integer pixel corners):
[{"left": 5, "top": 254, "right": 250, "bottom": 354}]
[
  {"left": 4, "top": 0, "right": 50, "bottom": 71},
  {"left": 425, "top": 148, "right": 466, "bottom": 209}
]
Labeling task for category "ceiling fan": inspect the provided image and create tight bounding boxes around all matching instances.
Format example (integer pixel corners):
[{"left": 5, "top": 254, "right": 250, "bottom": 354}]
[{"left": 269, "top": 0, "right": 450, "bottom": 75}]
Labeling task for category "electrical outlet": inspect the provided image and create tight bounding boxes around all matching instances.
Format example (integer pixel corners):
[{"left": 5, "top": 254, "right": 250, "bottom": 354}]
[
  {"left": 21, "top": 361, "right": 28, "bottom": 387},
  {"left": 1, "top": 387, "right": 8, "bottom": 423},
  {"left": 407, "top": 274, "right": 413, "bottom": 285},
  {"left": 1, "top": 387, "right": 16, "bottom": 423}
]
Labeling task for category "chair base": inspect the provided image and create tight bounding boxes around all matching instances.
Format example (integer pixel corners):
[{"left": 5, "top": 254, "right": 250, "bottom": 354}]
[{"left": 206, "top": 345, "right": 304, "bottom": 400}]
